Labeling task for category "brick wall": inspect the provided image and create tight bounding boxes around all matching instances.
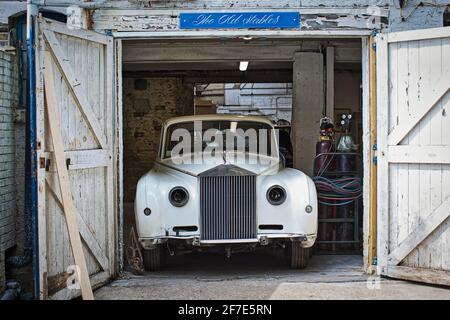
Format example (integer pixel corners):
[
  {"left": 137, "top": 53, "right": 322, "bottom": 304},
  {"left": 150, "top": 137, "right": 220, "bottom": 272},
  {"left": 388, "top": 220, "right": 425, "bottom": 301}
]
[
  {"left": 123, "top": 78, "right": 194, "bottom": 202},
  {"left": 0, "top": 50, "right": 18, "bottom": 291}
]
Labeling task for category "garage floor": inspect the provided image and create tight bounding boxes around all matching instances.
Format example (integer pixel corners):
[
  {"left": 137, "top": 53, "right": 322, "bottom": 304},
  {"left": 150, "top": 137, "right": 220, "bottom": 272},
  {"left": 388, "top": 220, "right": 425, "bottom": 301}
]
[{"left": 94, "top": 252, "right": 450, "bottom": 300}]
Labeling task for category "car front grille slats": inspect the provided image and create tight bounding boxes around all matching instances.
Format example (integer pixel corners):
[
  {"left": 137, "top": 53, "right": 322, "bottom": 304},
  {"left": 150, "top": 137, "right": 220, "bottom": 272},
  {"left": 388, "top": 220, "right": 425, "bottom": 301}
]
[{"left": 200, "top": 175, "right": 257, "bottom": 241}]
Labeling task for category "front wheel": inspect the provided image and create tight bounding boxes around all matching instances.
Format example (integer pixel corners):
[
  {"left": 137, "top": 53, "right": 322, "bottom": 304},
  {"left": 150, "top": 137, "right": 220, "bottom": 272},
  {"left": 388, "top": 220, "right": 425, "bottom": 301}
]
[
  {"left": 285, "top": 242, "right": 310, "bottom": 269},
  {"left": 142, "top": 244, "right": 166, "bottom": 271}
]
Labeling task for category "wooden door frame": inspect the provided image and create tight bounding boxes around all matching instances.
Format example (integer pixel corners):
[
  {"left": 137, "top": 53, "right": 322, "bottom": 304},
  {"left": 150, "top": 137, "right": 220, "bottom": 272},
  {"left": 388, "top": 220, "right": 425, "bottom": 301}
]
[{"left": 115, "top": 33, "right": 374, "bottom": 271}]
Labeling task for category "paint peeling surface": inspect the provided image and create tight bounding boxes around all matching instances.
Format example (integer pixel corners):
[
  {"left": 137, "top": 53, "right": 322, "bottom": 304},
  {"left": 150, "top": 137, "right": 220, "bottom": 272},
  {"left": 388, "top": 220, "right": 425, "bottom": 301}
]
[{"left": 91, "top": 8, "right": 389, "bottom": 32}]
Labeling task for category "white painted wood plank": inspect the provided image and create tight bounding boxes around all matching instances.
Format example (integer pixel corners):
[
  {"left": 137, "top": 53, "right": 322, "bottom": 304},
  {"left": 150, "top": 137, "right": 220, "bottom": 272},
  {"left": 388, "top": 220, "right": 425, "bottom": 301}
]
[
  {"left": 361, "top": 37, "right": 371, "bottom": 270},
  {"left": 106, "top": 37, "right": 116, "bottom": 276},
  {"left": 405, "top": 39, "right": 421, "bottom": 267},
  {"left": 388, "top": 197, "right": 450, "bottom": 266},
  {"left": 414, "top": 39, "right": 432, "bottom": 269},
  {"left": 386, "top": 266, "right": 450, "bottom": 286},
  {"left": 441, "top": 38, "right": 450, "bottom": 271},
  {"left": 395, "top": 41, "right": 410, "bottom": 251},
  {"left": 43, "top": 51, "right": 94, "bottom": 300},
  {"left": 44, "top": 30, "right": 108, "bottom": 150},
  {"left": 96, "top": 8, "right": 390, "bottom": 16},
  {"left": 43, "top": 18, "right": 109, "bottom": 45},
  {"left": 113, "top": 30, "right": 372, "bottom": 39},
  {"left": 388, "top": 146, "right": 450, "bottom": 164},
  {"left": 36, "top": 18, "right": 48, "bottom": 300},
  {"left": 45, "top": 175, "right": 110, "bottom": 271},
  {"left": 387, "top": 26, "right": 450, "bottom": 43},
  {"left": 387, "top": 75, "right": 450, "bottom": 146},
  {"left": 387, "top": 42, "right": 399, "bottom": 255},
  {"left": 375, "top": 33, "right": 389, "bottom": 274},
  {"left": 115, "top": 39, "right": 124, "bottom": 273},
  {"left": 427, "top": 38, "right": 444, "bottom": 271}
]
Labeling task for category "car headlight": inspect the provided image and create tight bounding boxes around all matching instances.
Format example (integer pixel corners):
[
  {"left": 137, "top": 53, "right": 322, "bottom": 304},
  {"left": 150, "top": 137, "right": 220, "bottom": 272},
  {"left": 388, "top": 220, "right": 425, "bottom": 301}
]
[
  {"left": 169, "top": 186, "right": 189, "bottom": 207},
  {"left": 266, "top": 185, "right": 286, "bottom": 206}
]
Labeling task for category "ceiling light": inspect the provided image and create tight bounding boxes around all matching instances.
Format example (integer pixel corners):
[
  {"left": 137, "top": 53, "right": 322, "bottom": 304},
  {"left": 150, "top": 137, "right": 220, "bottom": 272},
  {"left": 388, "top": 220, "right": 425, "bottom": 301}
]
[
  {"left": 242, "top": 36, "right": 253, "bottom": 41},
  {"left": 239, "top": 61, "right": 249, "bottom": 72}
]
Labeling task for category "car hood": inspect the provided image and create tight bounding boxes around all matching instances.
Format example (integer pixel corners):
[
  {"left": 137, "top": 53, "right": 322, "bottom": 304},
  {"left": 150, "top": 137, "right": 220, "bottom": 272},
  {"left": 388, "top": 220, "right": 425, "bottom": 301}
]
[{"left": 157, "top": 152, "right": 281, "bottom": 176}]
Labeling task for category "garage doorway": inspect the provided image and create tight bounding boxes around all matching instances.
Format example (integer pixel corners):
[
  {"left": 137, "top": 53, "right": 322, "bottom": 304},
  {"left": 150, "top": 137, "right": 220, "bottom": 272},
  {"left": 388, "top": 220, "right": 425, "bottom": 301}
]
[{"left": 120, "top": 37, "right": 366, "bottom": 272}]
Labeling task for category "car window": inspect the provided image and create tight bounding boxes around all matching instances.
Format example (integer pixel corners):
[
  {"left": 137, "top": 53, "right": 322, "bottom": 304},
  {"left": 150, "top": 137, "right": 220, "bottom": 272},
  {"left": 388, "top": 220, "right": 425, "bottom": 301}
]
[{"left": 163, "top": 120, "right": 273, "bottom": 158}]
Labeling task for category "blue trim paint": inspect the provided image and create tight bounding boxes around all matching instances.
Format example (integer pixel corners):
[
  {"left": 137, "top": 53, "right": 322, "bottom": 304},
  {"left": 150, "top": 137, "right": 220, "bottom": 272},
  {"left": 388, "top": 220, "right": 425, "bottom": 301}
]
[
  {"left": 180, "top": 12, "right": 300, "bottom": 29},
  {"left": 27, "top": 15, "right": 39, "bottom": 300}
]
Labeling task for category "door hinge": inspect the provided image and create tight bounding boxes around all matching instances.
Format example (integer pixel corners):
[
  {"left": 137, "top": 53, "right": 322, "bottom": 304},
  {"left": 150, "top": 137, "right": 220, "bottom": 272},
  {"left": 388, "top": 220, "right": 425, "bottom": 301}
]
[{"left": 372, "top": 143, "right": 378, "bottom": 165}]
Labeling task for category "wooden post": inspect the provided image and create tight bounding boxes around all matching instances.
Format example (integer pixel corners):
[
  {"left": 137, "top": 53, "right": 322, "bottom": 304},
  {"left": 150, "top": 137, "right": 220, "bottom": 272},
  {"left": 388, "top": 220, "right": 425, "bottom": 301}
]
[
  {"left": 43, "top": 51, "right": 94, "bottom": 300},
  {"left": 326, "top": 47, "right": 335, "bottom": 121},
  {"left": 292, "top": 52, "right": 324, "bottom": 176},
  {"left": 368, "top": 35, "right": 378, "bottom": 269}
]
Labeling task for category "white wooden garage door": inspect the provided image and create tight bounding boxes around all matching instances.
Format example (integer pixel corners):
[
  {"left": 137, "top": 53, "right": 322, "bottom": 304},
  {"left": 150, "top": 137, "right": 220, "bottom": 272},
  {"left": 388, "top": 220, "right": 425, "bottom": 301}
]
[
  {"left": 35, "top": 18, "right": 117, "bottom": 299},
  {"left": 377, "top": 27, "right": 450, "bottom": 286}
]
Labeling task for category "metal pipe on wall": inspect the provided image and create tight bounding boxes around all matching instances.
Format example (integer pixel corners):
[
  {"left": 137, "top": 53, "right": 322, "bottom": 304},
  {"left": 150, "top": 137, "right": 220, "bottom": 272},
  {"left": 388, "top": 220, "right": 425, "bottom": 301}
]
[{"left": 26, "top": 0, "right": 40, "bottom": 300}]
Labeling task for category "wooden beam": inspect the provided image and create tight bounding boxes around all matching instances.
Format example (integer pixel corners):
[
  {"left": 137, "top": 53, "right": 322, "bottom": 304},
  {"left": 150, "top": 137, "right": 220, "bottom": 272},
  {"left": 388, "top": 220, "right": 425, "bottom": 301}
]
[
  {"left": 386, "top": 266, "right": 450, "bottom": 287},
  {"left": 326, "top": 46, "right": 335, "bottom": 120},
  {"left": 49, "top": 271, "right": 109, "bottom": 301},
  {"left": 123, "top": 41, "right": 361, "bottom": 64},
  {"left": 388, "top": 146, "right": 450, "bottom": 164},
  {"left": 46, "top": 149, "right": 110, "bottom": 171},
  {"left": 44, "top": 30, "right": 108, "bottom": 150},
  {"left": 123, "top": 69, "right": 293, "bottom": 83},
  {"left": 388, "top": 80, "right": 450, "bottom": 146},
  {"left": 43, "top": 51, "right": 94, "bottom": 300},
  {"left": 43, "top": 18, "right": 109, "bottom": 45},
  {"left": 387, "top": 26, "right": 450, "bottom": 43},
  {"left": 388, "top": 197, "right": 450, "bottom": 266}
]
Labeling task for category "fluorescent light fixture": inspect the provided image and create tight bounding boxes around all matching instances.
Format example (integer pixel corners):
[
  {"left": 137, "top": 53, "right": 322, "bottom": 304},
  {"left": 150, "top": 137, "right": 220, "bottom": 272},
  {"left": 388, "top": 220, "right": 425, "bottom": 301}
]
[{"left": 239, "top": 61, "right": 249, "bottom": 72}]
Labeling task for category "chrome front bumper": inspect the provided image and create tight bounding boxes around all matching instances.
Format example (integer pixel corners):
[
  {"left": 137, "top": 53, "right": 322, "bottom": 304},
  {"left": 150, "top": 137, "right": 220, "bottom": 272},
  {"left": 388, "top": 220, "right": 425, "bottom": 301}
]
[{"left": 140, "top": 233, "right": 317, "bottom": 250}]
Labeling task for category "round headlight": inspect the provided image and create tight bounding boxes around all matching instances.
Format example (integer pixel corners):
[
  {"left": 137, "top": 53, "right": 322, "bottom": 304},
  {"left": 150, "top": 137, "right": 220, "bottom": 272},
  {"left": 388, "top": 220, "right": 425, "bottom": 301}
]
[
  {"left": 266, "top": 185, "right": 286, "bottom": 206},
  {"left": 169, "top": 187, "right": 189, "bottom": 207}
]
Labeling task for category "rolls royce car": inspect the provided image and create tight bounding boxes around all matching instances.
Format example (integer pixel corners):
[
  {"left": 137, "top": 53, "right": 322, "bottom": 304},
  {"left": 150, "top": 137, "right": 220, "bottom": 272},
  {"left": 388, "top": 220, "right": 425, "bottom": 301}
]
[{"left": 135, "top": 115, "right": 317, "bottom": 270}]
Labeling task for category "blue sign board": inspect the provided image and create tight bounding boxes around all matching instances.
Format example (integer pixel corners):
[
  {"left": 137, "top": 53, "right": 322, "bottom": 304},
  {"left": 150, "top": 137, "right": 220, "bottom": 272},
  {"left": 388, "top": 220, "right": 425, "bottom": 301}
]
[{"left": 180, "top": 12, "right": 300, "bottom": 30}]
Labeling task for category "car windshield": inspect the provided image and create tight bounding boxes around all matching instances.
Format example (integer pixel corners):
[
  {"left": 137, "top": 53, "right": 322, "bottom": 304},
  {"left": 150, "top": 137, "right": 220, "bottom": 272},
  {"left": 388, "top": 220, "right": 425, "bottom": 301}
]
[{"left": 163, "top": 120, "right": 274, "bottom": 159}]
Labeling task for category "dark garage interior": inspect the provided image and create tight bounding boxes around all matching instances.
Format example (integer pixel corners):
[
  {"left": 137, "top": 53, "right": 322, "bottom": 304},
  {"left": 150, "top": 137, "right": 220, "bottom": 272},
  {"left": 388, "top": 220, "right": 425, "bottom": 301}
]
[{"left": 120, "top": 37, "right": 364, "bottom": 271}]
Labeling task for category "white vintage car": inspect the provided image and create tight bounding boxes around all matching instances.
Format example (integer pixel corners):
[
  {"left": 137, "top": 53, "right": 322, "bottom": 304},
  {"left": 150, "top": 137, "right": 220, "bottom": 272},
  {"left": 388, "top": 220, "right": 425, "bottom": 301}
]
[{"left": 135, "top": 115, "right": 317, "bottom": 270}]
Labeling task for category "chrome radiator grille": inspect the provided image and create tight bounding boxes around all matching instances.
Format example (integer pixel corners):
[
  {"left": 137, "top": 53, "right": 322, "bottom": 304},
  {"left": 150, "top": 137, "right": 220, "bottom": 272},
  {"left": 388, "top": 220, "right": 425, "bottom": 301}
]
[{"left": 200, "top": 175, "right": 257, "bottom": 241}]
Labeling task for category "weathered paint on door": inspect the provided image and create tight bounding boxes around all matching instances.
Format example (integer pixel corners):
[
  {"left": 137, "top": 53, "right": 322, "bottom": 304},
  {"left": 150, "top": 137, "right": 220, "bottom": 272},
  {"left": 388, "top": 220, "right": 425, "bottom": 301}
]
[
  {"left": 35, "top": 18, "right": 116, "bottom": 299},
  {"left": 377, "top": 27, "right": 450, "bottom": 286}
]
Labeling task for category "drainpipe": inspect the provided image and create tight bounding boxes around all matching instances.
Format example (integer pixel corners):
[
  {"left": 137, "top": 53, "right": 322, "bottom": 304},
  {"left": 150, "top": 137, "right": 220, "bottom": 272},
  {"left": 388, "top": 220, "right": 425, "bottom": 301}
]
[{"left": 27, "top": 0, "right": 39, "bottom": 300}]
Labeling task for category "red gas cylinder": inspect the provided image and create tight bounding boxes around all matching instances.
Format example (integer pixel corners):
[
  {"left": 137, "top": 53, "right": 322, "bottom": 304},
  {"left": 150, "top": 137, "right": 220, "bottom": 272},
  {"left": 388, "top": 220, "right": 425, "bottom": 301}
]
[{"left": 314, "top": 140, "right": 336, "bottom": 175}]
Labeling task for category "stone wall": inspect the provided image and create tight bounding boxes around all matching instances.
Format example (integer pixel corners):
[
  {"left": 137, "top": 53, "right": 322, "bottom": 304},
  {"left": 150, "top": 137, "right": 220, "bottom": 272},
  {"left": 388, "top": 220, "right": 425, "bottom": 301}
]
[
  {"left": 0, "top": 24, "right": 9, "bottom": 48},
  {"left": 0, "top": 50, "right": 18, "bottom": 291},
  {"left": 123, "top": 77, "right": 194, "bottom": 202}
]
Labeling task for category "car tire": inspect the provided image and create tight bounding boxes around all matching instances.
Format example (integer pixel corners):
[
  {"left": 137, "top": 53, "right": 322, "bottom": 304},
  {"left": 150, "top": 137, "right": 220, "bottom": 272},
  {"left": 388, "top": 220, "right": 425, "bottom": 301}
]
[
  {"left": 142, "top": 244, "right": 166, "bottom": 271},
  {"left": 285, "top": 241, "right": 310, "bottom": 269}
]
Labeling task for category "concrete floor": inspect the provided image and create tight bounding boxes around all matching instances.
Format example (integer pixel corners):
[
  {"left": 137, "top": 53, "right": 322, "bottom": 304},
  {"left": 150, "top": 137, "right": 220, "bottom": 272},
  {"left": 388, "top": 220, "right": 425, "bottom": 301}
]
[{"left": 94, "top": 251, "right": 450, "bottom": 300}]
